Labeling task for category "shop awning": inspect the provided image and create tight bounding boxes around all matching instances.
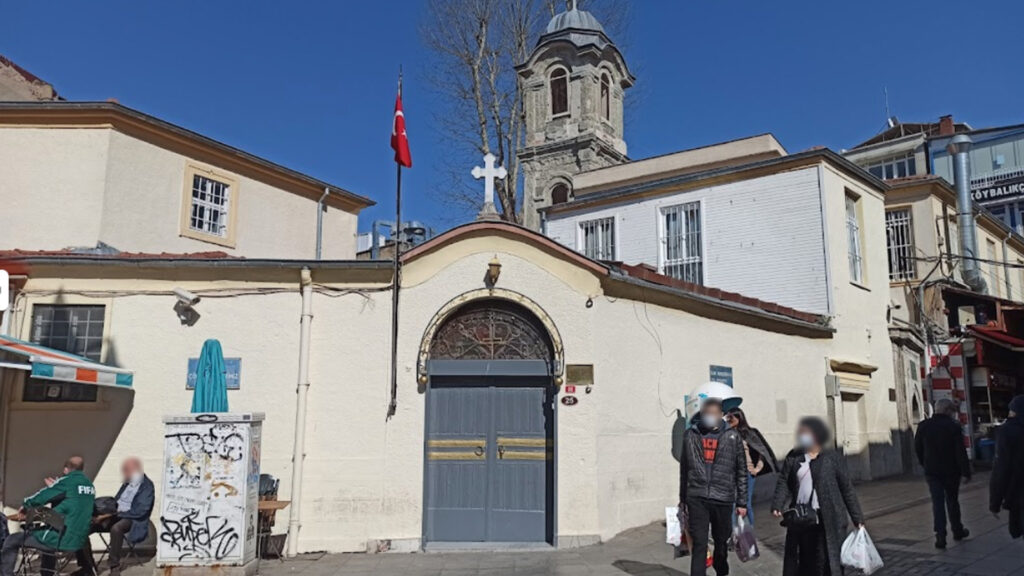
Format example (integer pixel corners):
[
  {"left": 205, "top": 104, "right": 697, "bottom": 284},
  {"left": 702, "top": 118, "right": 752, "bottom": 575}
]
[
  {"left": 968, "top": 326, "right": 1024, "bottom": 352},
  {"left": 0, "top": 335, "right": 133, "bottom": 388}
]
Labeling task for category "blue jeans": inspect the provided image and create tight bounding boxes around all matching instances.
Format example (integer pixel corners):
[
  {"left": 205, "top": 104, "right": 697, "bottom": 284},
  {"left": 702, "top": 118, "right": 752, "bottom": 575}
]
[{"left": 732, "top": 474, "right": 756, "bottom": 526}]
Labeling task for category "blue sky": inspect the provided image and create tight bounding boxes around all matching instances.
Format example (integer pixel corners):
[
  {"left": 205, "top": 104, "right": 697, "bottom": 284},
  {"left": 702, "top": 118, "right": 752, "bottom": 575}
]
[{"left": 3, "top": 1, "right": 1022, "bottom": 232}]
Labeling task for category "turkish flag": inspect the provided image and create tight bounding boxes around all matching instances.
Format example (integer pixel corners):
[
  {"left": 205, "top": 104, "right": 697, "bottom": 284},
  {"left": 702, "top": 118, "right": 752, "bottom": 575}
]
[{"left": 391, "top": 94, "right": 412, "bottom": 168}]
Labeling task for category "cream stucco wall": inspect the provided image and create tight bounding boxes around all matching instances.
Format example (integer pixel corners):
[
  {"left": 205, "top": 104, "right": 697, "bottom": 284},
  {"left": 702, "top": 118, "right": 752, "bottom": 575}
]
[
  {"left": 0, "top": 126, "right": 359, "bottom": 258},
  {"left": 820, "top": 165, "right": 902, "bottom": 477},
  {"left": 0, "top": 128, "right": 109, "bottom": 250},
  {"left": 3, "top": 226, "right": 905, "bottom": 553}
]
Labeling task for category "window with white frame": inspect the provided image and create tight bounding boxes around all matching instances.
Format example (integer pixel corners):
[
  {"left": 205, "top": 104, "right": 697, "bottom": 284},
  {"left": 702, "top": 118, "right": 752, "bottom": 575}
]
[
  {"left": 865, "top": 152, "right": 917, "bottom": 180},
  {"left": 661, "top": 202, "right": 703, "bottom": 284},
  {"left": 579, "top": 217, "right": 615, "bottom": 260},
  {"left": 189, "top": 174, "right": 232, "bottom": 238},
  {"left": 846, "top": 194, "right": 864, "bottom": 284},
  {"left": 885, "top": 209, "right": 916, "bottom": 281}
]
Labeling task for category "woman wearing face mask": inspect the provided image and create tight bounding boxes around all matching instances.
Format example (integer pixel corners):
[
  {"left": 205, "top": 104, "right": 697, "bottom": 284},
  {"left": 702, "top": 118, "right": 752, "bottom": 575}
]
[
  {"left": 771, "top": 417, "right": 864, "bottom": 576},
  {"left": 726, "top": 407, "right": 778, "bottom": 527}
]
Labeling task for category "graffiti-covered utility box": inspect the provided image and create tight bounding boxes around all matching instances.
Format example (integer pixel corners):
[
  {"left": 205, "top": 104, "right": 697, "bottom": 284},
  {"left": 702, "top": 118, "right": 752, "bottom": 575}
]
[{"left": 157, "top": 413, "right": 263, "bottom": 576}]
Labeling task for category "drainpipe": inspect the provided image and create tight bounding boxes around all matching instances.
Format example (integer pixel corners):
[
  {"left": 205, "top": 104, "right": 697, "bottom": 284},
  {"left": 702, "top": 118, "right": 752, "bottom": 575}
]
[
  {"left": 287, "top": 267, "right": 313, "bottom": 556},
  {"left": 948, "top": 135, "right": 986, "bottom": 293},
  {"left": 1002, "top": 232, "right": 1013, "bottom": 298},
  {"left": 315, "top": 188, "right": 329, "bottom": 260}
]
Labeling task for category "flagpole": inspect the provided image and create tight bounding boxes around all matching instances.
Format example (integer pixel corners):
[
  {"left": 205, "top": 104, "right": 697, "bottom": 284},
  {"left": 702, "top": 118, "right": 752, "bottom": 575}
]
[{"left": 386, "top": 71, "right": 403, "bottom": 420}]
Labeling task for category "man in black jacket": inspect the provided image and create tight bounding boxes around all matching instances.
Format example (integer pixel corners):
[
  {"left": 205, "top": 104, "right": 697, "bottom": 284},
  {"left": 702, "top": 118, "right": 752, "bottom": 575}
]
[
  {"left": 679, "top": 398, "right": 747, "bottom": 576},
  {"left": 990, "top": 395, "right": 1024, "bottom": 539},
  {"left": 915, "top": 398, "right": 971, "bottom": 548}
]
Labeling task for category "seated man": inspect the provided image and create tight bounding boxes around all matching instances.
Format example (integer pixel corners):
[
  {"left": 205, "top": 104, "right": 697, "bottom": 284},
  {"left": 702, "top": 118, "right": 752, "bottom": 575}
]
[
  {"left": 75, "top": 458, "right": 154, "bottom": 576},
  {"left": 1, "top": 456, "right": 96, "bottom": 576}
]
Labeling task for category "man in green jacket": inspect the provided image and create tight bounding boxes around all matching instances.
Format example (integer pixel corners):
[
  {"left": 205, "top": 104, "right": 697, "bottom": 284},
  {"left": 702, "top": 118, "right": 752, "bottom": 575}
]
[{"left": 1, "top": 456, "right": 96, "bottom": 576}]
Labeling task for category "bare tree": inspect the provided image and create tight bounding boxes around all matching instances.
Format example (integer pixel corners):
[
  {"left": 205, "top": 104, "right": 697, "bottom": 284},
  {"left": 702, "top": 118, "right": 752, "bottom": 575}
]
[{"left": 422, "top": 0, "right": 629, "bottom": 224}]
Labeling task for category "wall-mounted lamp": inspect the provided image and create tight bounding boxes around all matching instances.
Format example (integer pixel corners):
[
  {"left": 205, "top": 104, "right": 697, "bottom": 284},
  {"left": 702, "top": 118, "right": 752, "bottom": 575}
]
[{"left": 487, "top": 256, "right": 502, "bottom": 286}]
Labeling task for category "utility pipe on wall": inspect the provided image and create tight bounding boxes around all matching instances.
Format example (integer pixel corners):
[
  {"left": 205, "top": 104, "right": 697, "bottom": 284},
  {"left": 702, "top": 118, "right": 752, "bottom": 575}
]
[
  {"left": 287, "top": 267, "right": 313, "bottom": 557},
  {"left": 315, "top": 188, "right": 329, "bottom": 260},
  {"left": 1002, "top": 232, "right": 1013, "bottom": 298},
  {"left": 948, "top": 134, "right": 987, "bottom": 293}
]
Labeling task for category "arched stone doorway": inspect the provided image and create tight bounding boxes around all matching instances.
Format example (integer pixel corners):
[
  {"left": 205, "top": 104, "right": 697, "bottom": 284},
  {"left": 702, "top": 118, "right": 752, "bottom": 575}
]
[{"left": 422, "top": 298, "right": 557, "bottom": 546}]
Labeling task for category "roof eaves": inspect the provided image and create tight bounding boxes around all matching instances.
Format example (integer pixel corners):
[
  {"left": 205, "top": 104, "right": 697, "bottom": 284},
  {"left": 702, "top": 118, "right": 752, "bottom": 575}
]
[
  {"left": 545, "top": 148, "right": 886, "bottom": 216},
  {"left": 0, "top": 254, "right": 392, "bottom": 271},
  {"left": 608, "top": 270, "right": 833, "bottom": 335}
]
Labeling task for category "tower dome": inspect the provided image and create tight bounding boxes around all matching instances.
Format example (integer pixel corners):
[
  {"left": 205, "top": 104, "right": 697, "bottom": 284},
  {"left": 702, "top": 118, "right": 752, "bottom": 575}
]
[
  {"left": 544, "top": 7, "right": 605, "bottom": 35},
  {"left": 538, "top": 4, "right": 612, "bottom": 50}
]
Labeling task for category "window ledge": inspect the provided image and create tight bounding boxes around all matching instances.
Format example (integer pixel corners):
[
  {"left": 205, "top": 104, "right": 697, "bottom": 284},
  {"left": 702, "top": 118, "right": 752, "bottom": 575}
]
[{"left": 180, "top": 228, "right": 236, "bottom": 249}]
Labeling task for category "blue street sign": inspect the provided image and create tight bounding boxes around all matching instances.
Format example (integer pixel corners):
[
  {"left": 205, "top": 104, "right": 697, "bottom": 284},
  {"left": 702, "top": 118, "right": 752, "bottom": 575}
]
[
  {"left": 187, "top": 357, "right": 241, "bottom": 390},
  {"left": 709, "top": 365, "right": 733, "bottom": 388}
]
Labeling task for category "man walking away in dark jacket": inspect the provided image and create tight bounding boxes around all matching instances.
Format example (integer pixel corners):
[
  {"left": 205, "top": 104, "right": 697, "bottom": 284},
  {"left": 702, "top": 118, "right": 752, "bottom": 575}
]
[
  {"left": 915, "top": 398, "right": 971, "bottom": 548},
  {"left": 991, "top": 395, "right": 1024, "bottom": 539},
  {"left": 680, "top": 398, "right": 747, "bottom": 576}
]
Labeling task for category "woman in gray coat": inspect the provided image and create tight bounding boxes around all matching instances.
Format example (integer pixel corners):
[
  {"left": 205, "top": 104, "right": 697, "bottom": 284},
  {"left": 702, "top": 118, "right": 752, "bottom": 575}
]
[{"left": 772, "top": 417, "right": 865, "bottom": 576}]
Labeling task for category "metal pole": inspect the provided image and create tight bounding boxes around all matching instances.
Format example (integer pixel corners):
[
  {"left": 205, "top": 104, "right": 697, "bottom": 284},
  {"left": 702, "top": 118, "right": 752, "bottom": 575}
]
[{"left": 387, "top": 165, "right": 402, "bottom": 419}]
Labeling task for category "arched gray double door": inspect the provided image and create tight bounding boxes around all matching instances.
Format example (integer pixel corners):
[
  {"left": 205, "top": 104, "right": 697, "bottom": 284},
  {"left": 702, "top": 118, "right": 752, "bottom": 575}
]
[{"left": 423, "top": 300, "right": 555, "bottom": 545}]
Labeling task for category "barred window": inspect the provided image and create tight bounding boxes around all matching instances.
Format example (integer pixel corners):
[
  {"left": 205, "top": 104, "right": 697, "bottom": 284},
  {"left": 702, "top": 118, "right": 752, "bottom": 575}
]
[
  {"left": 32, "top": 304, "right": 105, "bottom": 362},
  {"left": 580, "top": 217, "right": 615, "bottom": 260},
  {"left": 885, "top": 209, "right": 916, "bottom": 281},
  {"left": 846, "top": 194, "right": 864, "bottom": 284},
  {"left": 661, "top": 202, "right": 703, "bottom": 284},
  {"left": 189, "top": 174, "right": 231, "bottom": 238}
]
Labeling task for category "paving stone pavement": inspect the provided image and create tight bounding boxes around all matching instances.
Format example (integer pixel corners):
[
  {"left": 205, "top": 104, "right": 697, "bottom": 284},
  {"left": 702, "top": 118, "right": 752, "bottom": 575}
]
[{"left": 121, "top": 471, "right": 1024, "bottom": 576}]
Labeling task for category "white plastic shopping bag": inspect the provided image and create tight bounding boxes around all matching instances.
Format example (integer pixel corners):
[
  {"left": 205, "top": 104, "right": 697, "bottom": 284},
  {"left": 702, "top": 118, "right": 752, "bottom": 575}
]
[
  {"left": 732, "top": 515, "right": 759, "bottom": 563},
  {"left": 841, "top": 526, "right": 884, "bottom": 575},
  {"left": 666, "top": 506, "right": 682, "bottom": 545}
]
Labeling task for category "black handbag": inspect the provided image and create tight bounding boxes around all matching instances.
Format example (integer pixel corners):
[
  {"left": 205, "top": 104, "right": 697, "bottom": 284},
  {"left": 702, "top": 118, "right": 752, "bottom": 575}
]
[{"left": 781, "top": 503, "right": 819, "bottom": 529}]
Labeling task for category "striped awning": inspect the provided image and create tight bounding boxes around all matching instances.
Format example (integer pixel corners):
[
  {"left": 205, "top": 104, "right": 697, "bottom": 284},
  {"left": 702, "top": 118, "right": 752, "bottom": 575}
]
[{"left": 0, "top": 335, "right": 133, "bottom": 388}]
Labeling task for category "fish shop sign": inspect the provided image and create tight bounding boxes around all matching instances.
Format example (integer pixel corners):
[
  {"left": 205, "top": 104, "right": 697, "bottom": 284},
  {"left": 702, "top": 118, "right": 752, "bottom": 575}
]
[{"left": 973, "top": 175, "right": 1024, "bottom": 202}]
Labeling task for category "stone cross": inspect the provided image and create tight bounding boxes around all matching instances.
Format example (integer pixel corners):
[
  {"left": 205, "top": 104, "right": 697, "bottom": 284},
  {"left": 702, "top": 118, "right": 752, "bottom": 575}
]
[{"left": 472, "top": 153, "right": 506, "bottom": 220}]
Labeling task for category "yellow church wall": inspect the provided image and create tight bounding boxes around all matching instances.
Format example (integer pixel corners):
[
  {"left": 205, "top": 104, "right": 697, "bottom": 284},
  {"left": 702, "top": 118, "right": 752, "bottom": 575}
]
[{"left": 2, "top": 220, "right": 899, "bottom": 553}]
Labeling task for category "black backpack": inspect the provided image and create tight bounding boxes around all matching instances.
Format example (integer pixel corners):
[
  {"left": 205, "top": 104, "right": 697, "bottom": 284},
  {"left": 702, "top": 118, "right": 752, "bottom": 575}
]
[{"left": 94, "top": 496, "right": 118, "bottom": 516}]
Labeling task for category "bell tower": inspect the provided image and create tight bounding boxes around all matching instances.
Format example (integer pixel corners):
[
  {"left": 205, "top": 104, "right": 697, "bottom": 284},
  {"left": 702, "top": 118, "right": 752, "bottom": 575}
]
[{"left": 517, "top": 2, "right": 633, "bottom": 230}]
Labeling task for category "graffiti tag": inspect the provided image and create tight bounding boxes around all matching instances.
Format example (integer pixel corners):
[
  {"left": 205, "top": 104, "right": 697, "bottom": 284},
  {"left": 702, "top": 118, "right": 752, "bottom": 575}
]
[{"left": 160, "top": 509, "right": 240, "bottom": 561}]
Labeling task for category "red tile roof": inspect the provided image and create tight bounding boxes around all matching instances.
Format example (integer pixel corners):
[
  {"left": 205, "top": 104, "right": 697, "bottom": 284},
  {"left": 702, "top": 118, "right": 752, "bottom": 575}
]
[
  {"left": 616, "top": 262, "right": 828, "bottom": 326},
  {"left": 0, "top": 55, "right": 59, "bottom": 99}
]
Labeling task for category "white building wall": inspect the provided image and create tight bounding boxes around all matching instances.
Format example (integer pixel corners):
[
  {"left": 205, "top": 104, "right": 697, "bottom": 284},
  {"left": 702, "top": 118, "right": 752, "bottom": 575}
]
[
  {"left": 0, "top": 126, "right": 360, "bottom": 258},
  {"left": 6, "top": 236, "right": 840, "bottom": 554},
  {"left": 820, "top": 165, "right": 902, "bottom": 477},
  {"left": 546, "top": 167, "right": 829, "bottom": 314},
  {"left": 0, "top": 127, "right": 109, "bottom": 251}
]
